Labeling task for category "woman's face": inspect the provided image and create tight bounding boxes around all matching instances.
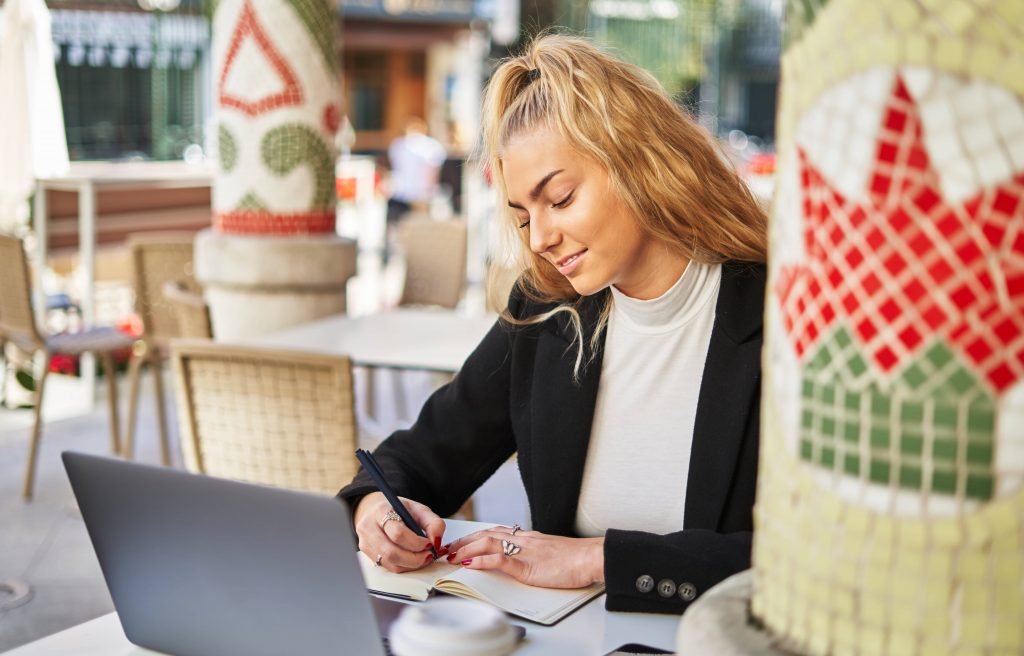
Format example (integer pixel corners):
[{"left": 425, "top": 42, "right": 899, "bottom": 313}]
[{"left": 502, "top": 126, "right": 686, "bottom": 299}]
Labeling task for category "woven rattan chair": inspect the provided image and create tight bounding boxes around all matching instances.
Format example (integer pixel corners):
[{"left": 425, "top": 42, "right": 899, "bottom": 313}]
[
  {"left": 0, "top": 233, "right": 134, "bottom": 499},
  {"left": 161, "top": 280, "right": 212, "bottom": 340},
  {"left": 397, "top": 218, "right": 468, "bottom": 309},
  {"left": 170, "top": 340, "right": 359, "bottom": 495},
  {"left": 123, "top": 233, "right": 198, "bottom": 464}
]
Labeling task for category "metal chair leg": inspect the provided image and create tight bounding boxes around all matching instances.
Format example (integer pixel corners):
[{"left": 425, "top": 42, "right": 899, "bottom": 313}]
[
  {"left": 102, "top": 352, "right": 122, "bottom": 456},
  {"left": 123, "top": 343, "right": 145, "bottom": 459},
  {"left": 22, "top": 355, "right": 51, "bottom": 500},
  {"left": 151, "top": 355, "right": 171, "bottom": 466}
]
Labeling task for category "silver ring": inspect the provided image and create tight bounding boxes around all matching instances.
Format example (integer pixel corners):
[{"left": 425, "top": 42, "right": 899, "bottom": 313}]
[
  {"left": 510, "top": 523, "right": 521, "bottom": 536},
  {"left": 501, "top": 540, "right": 521, "bottom": 557},
  {"left": 380, "top": 510, "right": 403, "bottom": 529},
  {"left": 375, "top": 554, "right": 383, "bottom": 567}
]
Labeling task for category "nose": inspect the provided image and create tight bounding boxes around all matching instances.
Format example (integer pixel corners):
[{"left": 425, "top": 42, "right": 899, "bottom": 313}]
[{"left": 528, "top": 214, "right": 560, "bottom": 255}]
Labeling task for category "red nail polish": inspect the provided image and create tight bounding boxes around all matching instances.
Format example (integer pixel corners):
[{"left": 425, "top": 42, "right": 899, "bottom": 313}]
[
  {"left": 461, "top": 559, "right": 472, "bottom": 566},
  {"left": 437, "top": 547, "right": 449, "bottom": 557},
  {"left": 446, "top": 552, "right": 457, "bottom": 563},
  {"left": 433, "top": 536, "right": 442, "bottom": 550},
  {"left": 424, "top": 554, "right": 434, "bottom": 564}
]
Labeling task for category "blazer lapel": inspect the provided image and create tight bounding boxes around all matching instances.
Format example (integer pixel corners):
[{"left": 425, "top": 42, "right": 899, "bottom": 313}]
[
  {"left": 529, "top": 293, "right": 607, "bottom": 535},
  {"left": 684, "top": 264, "right": 765, "bottom": 530}
]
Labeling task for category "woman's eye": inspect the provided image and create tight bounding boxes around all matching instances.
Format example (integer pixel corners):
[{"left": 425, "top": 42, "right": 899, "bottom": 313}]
[{"left": 552, "top": 193, "right": 573, "bottom": 209}]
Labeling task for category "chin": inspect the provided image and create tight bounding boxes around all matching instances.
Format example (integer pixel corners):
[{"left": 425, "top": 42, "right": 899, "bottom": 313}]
[{"left": 567, "top": 277, "right": 610, "bottom": 297}]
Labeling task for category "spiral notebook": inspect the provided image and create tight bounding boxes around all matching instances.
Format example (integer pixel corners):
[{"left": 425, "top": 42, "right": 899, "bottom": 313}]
[{"left": 359, "top": 519, "right": 604, "bottom": 625}]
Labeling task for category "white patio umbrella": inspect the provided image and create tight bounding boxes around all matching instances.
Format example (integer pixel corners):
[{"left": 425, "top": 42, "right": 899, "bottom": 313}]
[{"left": 0, "top": 0, "right": 68, "bottom": 232}]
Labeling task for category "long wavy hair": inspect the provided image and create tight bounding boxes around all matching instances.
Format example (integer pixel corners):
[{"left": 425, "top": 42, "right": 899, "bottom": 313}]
[{"left": 481, "top": 33, "right": 768, "bottom": 375}]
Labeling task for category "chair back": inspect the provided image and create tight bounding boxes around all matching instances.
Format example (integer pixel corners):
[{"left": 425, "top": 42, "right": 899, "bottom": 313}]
[
  {"left": 170, "top": 340, "right": 359, "bottom": 495},
  {"left": 0, "top": 233, "right": 45, "bottom": 352},
  {"left": 161, "top": 280, "right": 213, "bottom": 339},
  {"left": 398, "top": 218, "right": 468, "bottom": 309},
  {"left": 127, "top": 233, "right": 197, "bottom": 346}
]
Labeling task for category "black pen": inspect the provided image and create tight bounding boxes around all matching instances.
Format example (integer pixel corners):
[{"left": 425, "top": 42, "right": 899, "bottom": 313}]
[{"left": 355, "top": 449, "right": 439, "bottom": 560}]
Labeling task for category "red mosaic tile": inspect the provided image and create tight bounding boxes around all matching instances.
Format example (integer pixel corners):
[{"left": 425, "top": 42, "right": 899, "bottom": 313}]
[{"left": 776, "top": 75, "right": 1024, "bottom": 392}]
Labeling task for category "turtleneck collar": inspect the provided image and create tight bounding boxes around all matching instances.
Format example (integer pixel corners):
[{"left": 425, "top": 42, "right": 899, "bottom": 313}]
[{"left": 609, "top": 261, "right": 721, "bottom": 333}]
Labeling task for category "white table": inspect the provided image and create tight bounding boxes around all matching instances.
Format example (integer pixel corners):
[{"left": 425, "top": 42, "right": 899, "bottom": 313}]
[
  {"left": 249, "top": 308, "right": 497, "bottom": 373},
  {"left": 33, "top": 161, "right": 214, "bottom": 401},
  {"left": 6, "top": 597, "right": 681, "bottom": 655}
]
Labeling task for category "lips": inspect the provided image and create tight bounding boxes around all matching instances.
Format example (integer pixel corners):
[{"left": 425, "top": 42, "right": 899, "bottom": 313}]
[{"left": 555, "top": 249, "right": 587, "bottom": 276}]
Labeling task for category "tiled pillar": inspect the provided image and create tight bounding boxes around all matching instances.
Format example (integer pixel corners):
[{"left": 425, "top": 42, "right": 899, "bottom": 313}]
[
  {"left": 196, "top": 0, "right": 355, "bottom": 339},
  {"left": 750, "top": 1, "right": 1024, "bottom": 655}
]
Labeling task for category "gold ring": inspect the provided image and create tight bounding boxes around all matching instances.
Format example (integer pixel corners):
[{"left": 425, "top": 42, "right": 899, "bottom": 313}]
[
  {"left": 380, "top": 510, "right": 403, "bottom": 529},
  {"left": 502, "top": 540, "right": 521, "bottom": 557}
]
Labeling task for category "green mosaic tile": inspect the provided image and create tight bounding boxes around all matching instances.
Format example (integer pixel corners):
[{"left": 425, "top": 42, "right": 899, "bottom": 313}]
[
  {"left": 900, "top": 403, "right": 924, "bottom": 423},
  {"left": 900, "top": 435, "right": 924, "bottom": 455},
  {"left": 870, "top": 460, "right": 890, "bottom": 484},
  {"left": 801, "top": 438, "right": 813, "bottom": 460},
  {"left": 261, "top": 123, "right": 335, "bottom": 209},
  {"left": 799, "top": 332, "right": 997, "bottom": 501},
  {"left": 932, "top": 470, "right": 958, "bottom": 494},
  {"left": 966, "top": 475, "right": 993, "bottom": 500},
  {"left": 966, "top": 443, "right": 993, "bottom": 465},
  {"left": 783, "top": 0, "right": 830, "bottom": 49},
  {"left": 933, "top": 439, "right": 957, "bottom": 460},
  {"left": 235, "top": 191, "right": 268, "bottom": 211},
  {"left": 904, "top": 363, "right": 927, "bottom": 388},
  {"left": 900, "top": 466, "right": 922, "bottom": 488},
  {"left": 219, "top": 124, "right": 238, "bottom": 172},
  {"left": 967, "top": 407, "right": 994, "bottom": 433},
  {"left": 285, "top": 0, "right": 337, "bottom": 74},
  {"left": 934, "top": 403, "right": 957, "bottom": 427},
  {"left": 848, "top": 354, "right": 868, "bottom": 377},
  {"left": 924, "top": 342, "right": 954, "bottom": 369}
]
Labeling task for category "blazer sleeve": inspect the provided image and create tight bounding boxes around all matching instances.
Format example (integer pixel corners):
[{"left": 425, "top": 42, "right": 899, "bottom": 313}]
[
  {"left": 603, "top": 528, "right": 751, "bottom": 614},
  {"left": 336, "top": 299, "right": 528, "bottom": 519}
]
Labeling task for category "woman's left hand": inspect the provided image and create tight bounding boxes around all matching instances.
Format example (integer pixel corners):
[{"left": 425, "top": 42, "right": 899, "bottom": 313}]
[{"left": 444, "top": 526, "right": 605, "bottom": 589}]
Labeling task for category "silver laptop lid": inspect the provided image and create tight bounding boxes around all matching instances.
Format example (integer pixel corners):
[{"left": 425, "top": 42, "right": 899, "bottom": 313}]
[{"left": 62, "top": 451, "right": 387, "bottom": 656}]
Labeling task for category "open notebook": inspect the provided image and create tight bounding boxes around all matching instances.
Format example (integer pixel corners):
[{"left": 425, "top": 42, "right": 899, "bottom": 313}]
[{"left": 359, "top": 520, "right": 604, "bottom": 625}]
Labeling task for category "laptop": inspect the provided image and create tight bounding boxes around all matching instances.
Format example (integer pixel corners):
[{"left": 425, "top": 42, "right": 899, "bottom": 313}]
[{"left": 63, "top": 451, "right": 406, "bottom": 656}]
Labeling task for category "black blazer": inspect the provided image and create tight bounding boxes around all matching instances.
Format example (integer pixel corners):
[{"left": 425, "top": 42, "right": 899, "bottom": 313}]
[{"left": 338, "top": 262, "right": 765, "bottom": 614}]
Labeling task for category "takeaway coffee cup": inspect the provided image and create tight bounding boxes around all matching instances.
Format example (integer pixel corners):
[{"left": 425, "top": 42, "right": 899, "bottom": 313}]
[{"left": 388, "top": 598, "right": 518, "bottom": 656}]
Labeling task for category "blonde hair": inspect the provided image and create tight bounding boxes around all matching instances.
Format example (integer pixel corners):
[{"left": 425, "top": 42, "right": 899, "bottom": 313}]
[{"left": 481, "top": 33, "right": 768, "bottom": 375}]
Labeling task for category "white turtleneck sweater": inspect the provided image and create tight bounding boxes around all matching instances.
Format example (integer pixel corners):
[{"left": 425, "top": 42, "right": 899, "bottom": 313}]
[{"left": 574, "top": 261, "right": 721, "bottom": 537}]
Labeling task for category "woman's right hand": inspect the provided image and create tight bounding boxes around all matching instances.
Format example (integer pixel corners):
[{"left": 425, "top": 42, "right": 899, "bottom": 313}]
[{"left": 353, "top": 492, "right": 447, "bottom": 573}]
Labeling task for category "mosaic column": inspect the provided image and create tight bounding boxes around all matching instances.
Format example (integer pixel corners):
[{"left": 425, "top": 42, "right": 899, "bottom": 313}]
[
  {"left": 195, "top": 0, "right": 355, "bottom": 339},
  {"left": 743, "top": 1, "right": 1024, "bottom": 655}
]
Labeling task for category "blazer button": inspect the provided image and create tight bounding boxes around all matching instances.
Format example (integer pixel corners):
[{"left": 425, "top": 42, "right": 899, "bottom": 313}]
[
  {"left": 678, "top": 581, "right": 697, "bottom": 602},
  {"left": 635, "top": 575, "right": 655, "bottom": 594},
  {"left": 657, "top": 579, "right": 677, "bottom": 598}
]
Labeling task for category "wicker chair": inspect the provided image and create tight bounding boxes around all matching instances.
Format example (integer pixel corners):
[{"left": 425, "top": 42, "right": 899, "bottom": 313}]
[
  {"left": 0, "top": 233, "right": 134, "bottom": 499},
  {"left": 161, "top": 280, "right": 212, "bottom": 340},
  {"left": 170, "top": 340, "right": 359, "bottom": 495},
  {"left": 397, "top": 218, "right": 468, "bottom": 309},
  {"left": 123, "top": 233, "right": 198, "bottom": 464}
]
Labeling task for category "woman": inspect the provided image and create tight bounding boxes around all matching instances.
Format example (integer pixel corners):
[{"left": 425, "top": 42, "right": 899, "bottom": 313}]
[{"left": 338, "top": 33, "right": 768, "bottom": 615}]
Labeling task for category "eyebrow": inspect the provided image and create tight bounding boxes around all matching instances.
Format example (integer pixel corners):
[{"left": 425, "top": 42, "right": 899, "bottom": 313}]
[{"left": 507, "top": 169, "right": 564, "bottom": 209}]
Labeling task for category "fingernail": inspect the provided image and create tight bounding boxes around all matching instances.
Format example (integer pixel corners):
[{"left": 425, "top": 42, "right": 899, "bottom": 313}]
[
  {"left": 424, "top": 554, "right": 434, "bottom": 564},
  {"left": 446, "top": 552, "right": 457, "bottom": 563},
  {"left": 433, "top": 536, "right": 442, "bottom": 550},
  {"left": 461, "top": 559, "right": 472, "bottom": 566},
  {"left": 436, "top": 547, "right": 449, "bottom": 557}
]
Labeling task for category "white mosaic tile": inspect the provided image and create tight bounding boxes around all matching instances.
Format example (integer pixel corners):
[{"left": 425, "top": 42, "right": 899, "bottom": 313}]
[
  {"left": 796, "top": 68, "right": 894, "bottom": 200},
  {"left": 771, "top": 142, "right": 805, "bottom": 267}
]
